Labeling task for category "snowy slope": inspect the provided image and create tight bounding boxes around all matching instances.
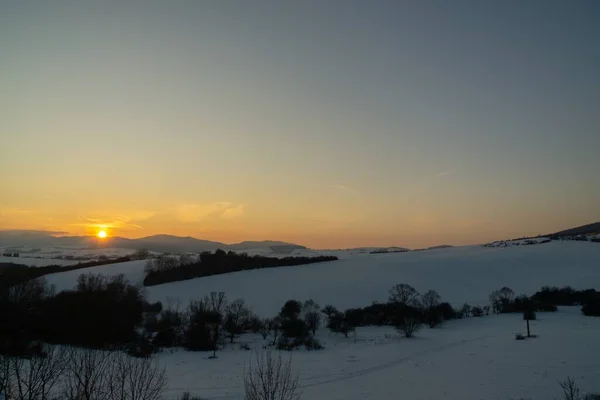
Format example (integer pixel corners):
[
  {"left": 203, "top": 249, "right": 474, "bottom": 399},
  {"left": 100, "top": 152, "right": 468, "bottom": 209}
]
[
  {"left": 41, "top": 241, "right": 600, "bottom": 400},
  {"left": 161, "top": 307, "right": 600, "bottom": 400},
  {"left": 46, "top": 241, "right": 600, "bottom": 316}
]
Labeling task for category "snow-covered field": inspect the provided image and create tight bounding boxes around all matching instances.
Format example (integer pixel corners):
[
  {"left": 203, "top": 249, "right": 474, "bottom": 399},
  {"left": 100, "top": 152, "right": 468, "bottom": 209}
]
[
  {"left": 160, "top": 307, "right": 600, "bottom": 400},
  {"left": 47, "top": 241, "right": 600, "bottom": 315},
  {"left": 42, "top": 241, "right": 600, "bottom": 399}
]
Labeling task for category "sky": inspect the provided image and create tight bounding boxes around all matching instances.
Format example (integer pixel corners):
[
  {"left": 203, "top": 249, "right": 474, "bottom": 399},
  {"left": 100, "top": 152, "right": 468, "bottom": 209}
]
[{"left": 1, "top": 1, "right": 599, "bottom": 249}]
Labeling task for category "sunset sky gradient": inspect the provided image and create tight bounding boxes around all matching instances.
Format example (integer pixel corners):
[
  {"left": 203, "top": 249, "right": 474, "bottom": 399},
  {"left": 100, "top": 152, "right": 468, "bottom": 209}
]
[{"left": 1, "top": 1, "right": 599, "bottom": 249}]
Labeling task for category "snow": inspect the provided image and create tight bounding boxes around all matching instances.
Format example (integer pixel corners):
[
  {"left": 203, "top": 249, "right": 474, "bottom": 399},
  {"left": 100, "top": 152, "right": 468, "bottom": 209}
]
[
  {"left": 46, "top": 241, "right": 600, "bottom": 315},
  {"left": 159, "top": 307, "right": 600, "bottom": 400},
  {"left": 33, "top": 241, "right": 600, "bottom": 399}
]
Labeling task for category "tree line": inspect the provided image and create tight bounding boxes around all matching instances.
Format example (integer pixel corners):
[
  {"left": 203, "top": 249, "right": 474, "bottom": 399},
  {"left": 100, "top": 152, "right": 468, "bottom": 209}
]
[
  {"left": 143, "top": 249, "right": 338, "bottom": 286},
  {"left": 3, "top": 270, "right": 599, "bottom": 360},
  {"left": 0, "top": 252, "right": 145, "bottom": 288}
]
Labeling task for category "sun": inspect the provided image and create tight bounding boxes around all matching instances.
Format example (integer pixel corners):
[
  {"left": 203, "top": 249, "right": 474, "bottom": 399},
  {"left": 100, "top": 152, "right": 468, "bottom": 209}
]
[{"left": 97, "top": 230, "right": 107, "bottom": 239}]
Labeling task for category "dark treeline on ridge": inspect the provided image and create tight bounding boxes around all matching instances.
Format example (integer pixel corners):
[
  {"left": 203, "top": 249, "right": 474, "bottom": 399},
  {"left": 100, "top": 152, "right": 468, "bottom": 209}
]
[
  {"left": 143, "top": 249, "right": 338, "bottom": 286},
  {"left": 0, "top": 255, "right": 140, "bottom": 288}
]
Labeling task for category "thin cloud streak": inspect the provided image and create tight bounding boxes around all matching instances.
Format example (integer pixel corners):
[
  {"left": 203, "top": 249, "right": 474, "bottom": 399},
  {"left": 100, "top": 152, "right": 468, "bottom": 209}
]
[{"left": 437, "top": 168, "right": 456, "bottom": 177}]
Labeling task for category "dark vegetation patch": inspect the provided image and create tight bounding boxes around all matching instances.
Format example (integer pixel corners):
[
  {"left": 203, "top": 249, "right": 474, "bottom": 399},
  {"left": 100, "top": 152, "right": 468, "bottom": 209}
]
[{"left": 143, "top": 249, "right": 337, "bottom": 286}]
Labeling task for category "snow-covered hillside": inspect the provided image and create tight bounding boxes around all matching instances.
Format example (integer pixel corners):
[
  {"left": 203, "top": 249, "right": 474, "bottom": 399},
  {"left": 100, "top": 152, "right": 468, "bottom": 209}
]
[
  {"left": 38, "top": 241, "right": 600, "bottom": 400},
  {"left": 159, "top": 307, "right": 600, "bottom": 400},
  {"left": 46, "top": 241, "right": 600, "bottom": 317}
]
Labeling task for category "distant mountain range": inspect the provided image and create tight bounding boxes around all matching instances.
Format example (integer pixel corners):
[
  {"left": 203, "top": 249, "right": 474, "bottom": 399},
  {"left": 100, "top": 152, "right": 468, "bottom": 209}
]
[
  {"left": 0, "top": 231, "right": 306, "bottom": 254},
  {"left": 2, "top": 221, "right": 598, "bottom": 255}
]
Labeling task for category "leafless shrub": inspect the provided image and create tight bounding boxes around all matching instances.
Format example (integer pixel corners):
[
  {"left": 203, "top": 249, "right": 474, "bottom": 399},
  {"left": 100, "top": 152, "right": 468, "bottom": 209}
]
[
  {"left": 0, "top": 353, "right": 11, "bottom": 399},
  {"left": 560, "top": 377, "right": 581, "bottom": 400},
  {"left": 62, "top": 348, "right": 113, "bottom": 400},
  {"left": 396, "top": 316, "right": 421, "bottom": 338},
  {"left": 8, "top": 344, "right": 68, "bottom": 400},
  {"left": 106, "top": 352, "right": 167, "bottom": 400},
  {"left": 244, "top": 351, "right": 301, "bottom": 400}
]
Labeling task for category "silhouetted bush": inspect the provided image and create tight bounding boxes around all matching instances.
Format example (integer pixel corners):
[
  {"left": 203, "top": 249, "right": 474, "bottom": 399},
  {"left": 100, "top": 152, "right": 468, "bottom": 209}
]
[
  {"left": 184, "top": 293, "right": 226, "bottom": 357},
  {"left": 436, "top": 302, "right": 457, "bottom": 320},
  {"left": 278, "top": 300, "right": 309, "bottom": 340},
  {"left": 532, "top": 286, "right": 600, "bottom": 308},
  {"left": 489, "top": 287, "right": 515, "bottom": 313},
  {"left": 0, "top": 273, "right": 147, "bottom": 355},
  {"left": 127, "top": 335, "right": 157, "bottom": 358},
  {"left": 143, "top": 251, "right": 338, "bottom": 286},
  {"left": 471, "top": 306, "right": 484, "bottom": 317},
  {"left": 582, "top": 298, "right": 600, "bottom": 316},
  {"left": 390, "top": 303, "right": 422, "bottom": 337},
  {"left": 326, "top": 311, "right": 355, "bottom": 338},
  {"left": 303, "top": 336, "right": 323, "bottom": 351},
  {"left": 178, "top": 392, "right": 207, "bottom": 400}
]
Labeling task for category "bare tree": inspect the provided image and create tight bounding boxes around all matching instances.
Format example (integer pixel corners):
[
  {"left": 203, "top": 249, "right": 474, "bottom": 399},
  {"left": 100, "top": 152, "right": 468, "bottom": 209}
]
[
  {"left": 0, "top": 354, "right": 11, "bottom": 400},
  {"left": 421, "top": 290, "right": 441, "bottom": 310},
  {"left": 224, "top": 298, "right": 250, "bottom": 343},
  {"left": 388, "top": 284, "right": 420, "bottom": 307},
  {"left": 7, "top": 277, "right": 54, "bottom": 304},
  {"left": 490, "top": 287, "right": 515, "bottom": 313},
  {"left": 498, "top": 287, "right": 515, "bottom": 303},
  {"left": 259, "top": 319, "right": 270, "bottom": 341},
  {"left": 206, "top": 292, "right": 227, "bottom": 315},
  {"left": 421, "top": 290, "right": 442, "bottom": 328},
  {"left": 106, "top": 352, "right": 167, "bottom": 400},
  {"left": 9, "top": 345, "right": 68, "bottom": 400},
  {"left": 302, "top": 299, "right": 321, "bottom": 336},
  {"left": 205, "top": 292, "right": 227, "bottom": 358},
  {"left": 62, "top": 348, "right": 113, "bottom": 400},
  {"left": 244, "top": 351, "right": 301, "bottom": 400}
]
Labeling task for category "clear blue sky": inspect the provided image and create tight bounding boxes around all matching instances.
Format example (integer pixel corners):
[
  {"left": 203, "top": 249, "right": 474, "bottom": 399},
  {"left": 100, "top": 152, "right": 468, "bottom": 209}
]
[{"left": 1, "top": 1, "right": 599, "bottom": 248}]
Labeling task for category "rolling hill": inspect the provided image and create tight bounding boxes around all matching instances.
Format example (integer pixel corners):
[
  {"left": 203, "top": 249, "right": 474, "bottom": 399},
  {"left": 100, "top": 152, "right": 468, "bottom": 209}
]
[
  {"left": 0, "top": 231, "right": 304, "bottom": 254},
  {"left": 45, "top": 240, "right": 600, "bottom": 318}
]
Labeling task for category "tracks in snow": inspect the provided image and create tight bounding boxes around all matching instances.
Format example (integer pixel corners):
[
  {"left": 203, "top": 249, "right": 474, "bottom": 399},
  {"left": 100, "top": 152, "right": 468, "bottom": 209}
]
[{"left": 298, "top": 332, "right": 500, "bottom": 389}]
